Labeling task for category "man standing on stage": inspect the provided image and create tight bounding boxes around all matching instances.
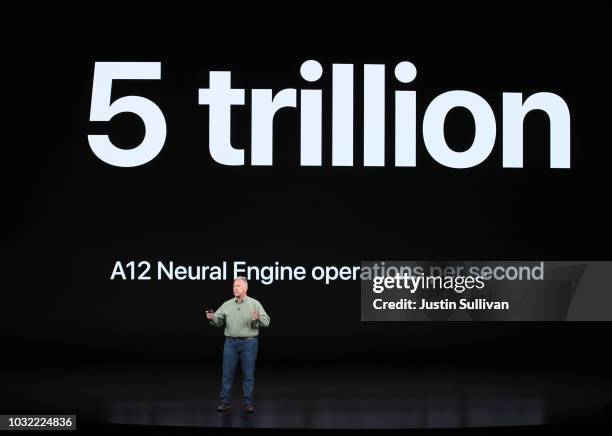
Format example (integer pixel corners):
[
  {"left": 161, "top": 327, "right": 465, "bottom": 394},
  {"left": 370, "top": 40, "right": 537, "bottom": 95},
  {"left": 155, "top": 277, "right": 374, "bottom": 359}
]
[{"left": 205, "top": 276, "right": 271, "bottom": 413}]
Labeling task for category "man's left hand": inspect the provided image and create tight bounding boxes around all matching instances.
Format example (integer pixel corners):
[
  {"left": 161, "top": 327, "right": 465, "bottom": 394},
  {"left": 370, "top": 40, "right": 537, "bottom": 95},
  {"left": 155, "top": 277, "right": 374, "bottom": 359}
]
[{"left": 250, "top": 309, "right": 259, "bottom": 321}]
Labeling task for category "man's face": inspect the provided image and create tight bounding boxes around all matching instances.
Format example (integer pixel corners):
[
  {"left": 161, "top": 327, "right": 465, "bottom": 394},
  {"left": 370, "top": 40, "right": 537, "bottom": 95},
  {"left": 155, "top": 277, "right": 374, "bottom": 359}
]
[{"left": 233, "top": 279, "right": 247, "bottom": 299}]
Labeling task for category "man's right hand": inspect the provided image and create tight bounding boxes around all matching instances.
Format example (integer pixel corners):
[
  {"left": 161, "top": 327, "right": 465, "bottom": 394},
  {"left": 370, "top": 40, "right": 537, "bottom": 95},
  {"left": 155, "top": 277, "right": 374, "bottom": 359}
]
[{"left": 205, "top": 310, "right": 215, "bottom": 320}]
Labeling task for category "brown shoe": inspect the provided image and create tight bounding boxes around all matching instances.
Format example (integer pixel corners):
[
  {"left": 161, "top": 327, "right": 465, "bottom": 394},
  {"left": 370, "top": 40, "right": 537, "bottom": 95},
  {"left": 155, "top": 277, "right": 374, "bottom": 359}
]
[
  {"left": 242, "top": 404, "right": 255, "bottom": 413},
  {"left": 216, "top": 403, "right": 231, "bottom": 412}
]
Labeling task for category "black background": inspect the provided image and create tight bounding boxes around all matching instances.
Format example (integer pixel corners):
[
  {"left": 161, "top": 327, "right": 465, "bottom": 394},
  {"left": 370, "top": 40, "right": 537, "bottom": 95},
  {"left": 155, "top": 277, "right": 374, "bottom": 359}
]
[{"left": 3, "top": 10, "right": 611, "bottom": 364}]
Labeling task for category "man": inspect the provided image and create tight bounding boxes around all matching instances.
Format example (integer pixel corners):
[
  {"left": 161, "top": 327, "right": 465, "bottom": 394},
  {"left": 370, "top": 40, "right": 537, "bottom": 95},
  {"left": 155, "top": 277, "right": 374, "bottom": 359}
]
[{"left": 206, "top": 277, "right": 270, "bottom": 413}]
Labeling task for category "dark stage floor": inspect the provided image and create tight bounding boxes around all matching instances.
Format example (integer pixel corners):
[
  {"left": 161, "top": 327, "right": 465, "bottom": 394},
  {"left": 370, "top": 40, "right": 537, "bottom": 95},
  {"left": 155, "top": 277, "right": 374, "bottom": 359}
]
[{"left": 1, "top": 362, "right": 610, "bottom": 433}]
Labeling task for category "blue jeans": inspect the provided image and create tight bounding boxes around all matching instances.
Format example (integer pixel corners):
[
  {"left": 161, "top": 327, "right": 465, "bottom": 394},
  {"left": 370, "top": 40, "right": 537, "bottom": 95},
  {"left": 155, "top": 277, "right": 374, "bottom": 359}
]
[{"left": 220, "top": 337, "right": 258, "bottom": 405}]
